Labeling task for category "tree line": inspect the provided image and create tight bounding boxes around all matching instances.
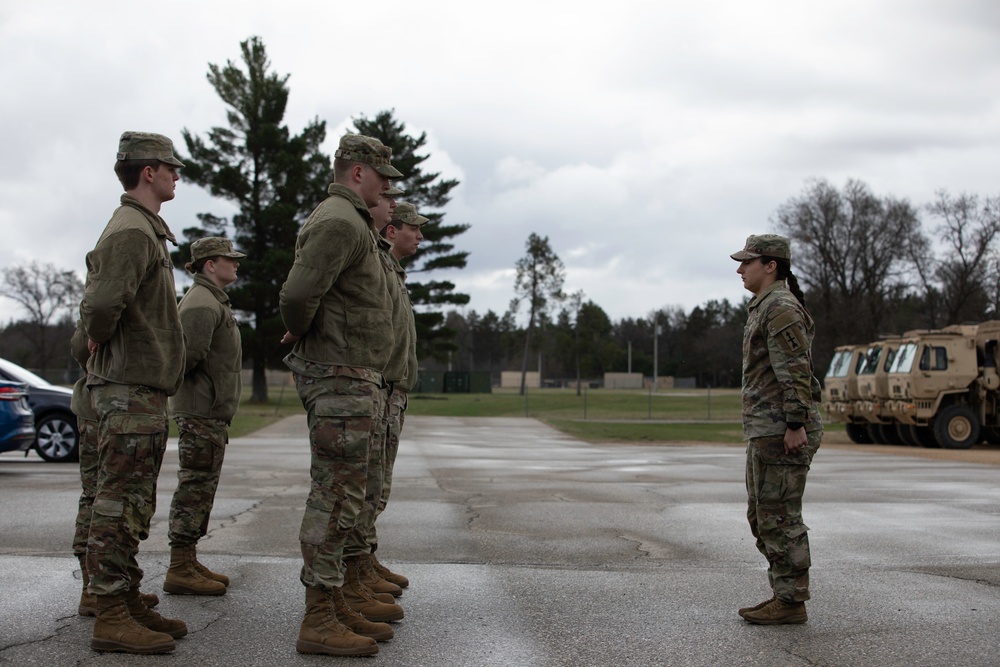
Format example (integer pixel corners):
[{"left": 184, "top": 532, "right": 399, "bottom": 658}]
[{"left": 439, "top": 181, "right": 1000, "bottom": 389}]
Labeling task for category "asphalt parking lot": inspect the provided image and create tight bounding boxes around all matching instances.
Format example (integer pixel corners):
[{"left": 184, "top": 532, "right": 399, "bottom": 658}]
[{"left": 2, "top": 415, "right": 999, "bottom": 666}]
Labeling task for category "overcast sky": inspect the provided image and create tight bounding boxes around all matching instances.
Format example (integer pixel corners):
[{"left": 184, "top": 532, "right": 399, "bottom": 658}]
[{"left": 2, "top": 0, "right": 998, "bottom": 326}]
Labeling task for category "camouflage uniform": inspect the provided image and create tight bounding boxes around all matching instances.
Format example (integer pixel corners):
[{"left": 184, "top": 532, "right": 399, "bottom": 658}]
[
  {"left": 71, "top": 322, "right": 98, "bottom": 563},
  {"left": 72, "top": 392, "right": 99, "bottom": 562},
  {"left": 80, "top": 134, "right": 185, "bottom": 597},
  {"left": 367, "top": 203, "right": 424, "bottom": 551},
  {"left": 739, "top": 240, "right": 823, "bottom": 603},
  {"left": 279, "top": 134, "right": 401, "bottom": 592},
  {"left": 344, "top": 236, "right": 407, "bottom": 558},
  {"left": 168, "top": 240, "right": 245, "bottom": 548}
]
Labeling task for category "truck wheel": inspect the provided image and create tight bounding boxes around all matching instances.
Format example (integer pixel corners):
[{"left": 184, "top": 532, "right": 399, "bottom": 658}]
[
  {"left": 866, "top": 423, "right": 884, "bottom": 444},
  {"left": 933, "top": 405, "right": 980, "bottom": 449},
  {"left": 878, "top": 423, "right": 902, "bottom": 445},
  {"left": 896, "top": 423, "right": 918, "bottom": 447},
  {"left": 845, "top": 423, "right": 873, "bottom": 444},
  {"left": 909, "top": 425, "right": 939, "bottom": 448},
  {"left": 983, "top": 427, "right": 1000, "bottom": 445}
]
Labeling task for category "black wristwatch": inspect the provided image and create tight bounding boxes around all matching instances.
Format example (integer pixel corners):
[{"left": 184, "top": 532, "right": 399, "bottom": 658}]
[{"left": 786, "top": 421, "right": 804, "bottom": 431}]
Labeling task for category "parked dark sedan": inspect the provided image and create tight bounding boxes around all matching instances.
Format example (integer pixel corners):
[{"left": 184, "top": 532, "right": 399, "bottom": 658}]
[
  {"left": 0, "top": 358, "right": 78, "bottom": 462},
  {"left": 0, "top": 379, "right": 35, "bottom": 456}
]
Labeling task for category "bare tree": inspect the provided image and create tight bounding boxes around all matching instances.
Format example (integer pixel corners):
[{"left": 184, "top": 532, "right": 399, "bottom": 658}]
[
  {"left": 926, "top": 191, "right": 1000, "bottom": 324},
  {"left": 774, "top": 178, "right": 925, "bottom": 359},
  {"left": 511, "top": 234, "right": 565, "bottom": 395},
  {"left": 0, "top": 261, "right": 83, "bottom": 368}
]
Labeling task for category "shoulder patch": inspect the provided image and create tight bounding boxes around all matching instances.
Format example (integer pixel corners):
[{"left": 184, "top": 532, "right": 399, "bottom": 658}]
[{"left": 768, "top": 309, "right": 806, "bottom": 354}]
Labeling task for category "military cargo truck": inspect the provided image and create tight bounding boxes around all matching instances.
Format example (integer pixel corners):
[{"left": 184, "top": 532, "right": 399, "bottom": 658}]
[
  {"left": 823, "top": 343, "right": 871, "bottom": 444},
  {"left": 855, "top": 338, "right": 904, "bottom": 445},
  {"left": 886, "top": 320, "right": 1000, "bottom": 449}
]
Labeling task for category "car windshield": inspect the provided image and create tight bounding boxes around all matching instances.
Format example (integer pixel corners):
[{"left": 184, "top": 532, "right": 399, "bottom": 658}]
[{"left": 0, "top": 357, "right": 54, "bottom": 388}]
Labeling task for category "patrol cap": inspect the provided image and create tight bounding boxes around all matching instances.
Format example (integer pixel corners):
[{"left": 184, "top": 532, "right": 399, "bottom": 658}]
[
  {"left": 390, "top": 202, "right": 428, "bottom": 227},
  {"left": 185, "top": 237, "right": 247, "bottom": 273},
  {"left": 730, "top": 234, "right": 791, "bottom": 262},
  {"left": 385, "top": 184, "right": 405, "bottom": 197},
  {"left": 117, "top": 131, "right": 185, "bottom": 168},
  {"left": 334, "top": 134, "right": 403, "bottom": 178}
]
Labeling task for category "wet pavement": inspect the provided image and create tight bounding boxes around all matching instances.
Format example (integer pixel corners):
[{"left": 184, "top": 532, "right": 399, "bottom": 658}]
[{"left": 1, "top": 415, "right": 999, "bottom": 666}]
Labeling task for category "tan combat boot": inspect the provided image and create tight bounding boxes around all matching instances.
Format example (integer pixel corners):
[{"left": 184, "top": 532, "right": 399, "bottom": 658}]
[
  {"left": 343, "top": 557, "right": 404, "bottom": 622},
  {"left": 368, "top": 552, "right": 409, "bottom": 588},
  {"left": 124, "top": 589, "right": 188, "bottom": 639},
  {"left": 163, "top": 545, "right": 227, "bottom": 595},
  {"left": 331, "top": 586, "right": 393, "bottom": 641},
  {"left": 738, "top": 595, "right": 776, "bottom": 618},
  {"left": 357, "top": 553, "right": 403, "bottom": 597},
  {"left": 91, "top": 594, "right": 175, "bottom": 654},
  {"left": 78, "top": 559, "right": 159, "bottom": 616},
  {"left": 296, "top": 587, "right": 379, "bottom": 656},
  {"left": 742, "top": 598, "right": 807, "bottom": 625},
  {"left": 191, "top": 545, "right": 230, "bottom": 587}
]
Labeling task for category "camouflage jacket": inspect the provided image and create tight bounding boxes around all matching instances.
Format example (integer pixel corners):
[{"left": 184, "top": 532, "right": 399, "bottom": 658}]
[
  {"left": 279, "top": 184, "right": 394, "bottom": 376},
  {"left": 742, "top": 281, "right": 823, "bottom": 439},
  {"left": 79, "top": 194, "right": 185, "bottom": 395},
  {"left": 380, "top": 247, "right": 417, "bottom": 389},
  {"left": 170, "top": 274, "right": 243, "bottom": 421}
]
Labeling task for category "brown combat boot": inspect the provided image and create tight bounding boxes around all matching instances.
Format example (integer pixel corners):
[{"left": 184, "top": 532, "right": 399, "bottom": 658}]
[
  {"left": 742, "top": 598, "right": 808, "bottom": 625},
  {"left": 91, "top": 594, "right": 175, "bottom": 654},
  {"left": 125, "top": 589, "right": 188, "bottom": 639},
  {"left": 164, "top": 545, "right": 227, "bottom": 595},
  {"left": 331, "top": 586, "right": 393, "bottom": 641},
  {"left": 78, "top": 559, "right": 159, "bottom": 616},
  {"left": 357, "top": 553, "right": 403, "bottom": 597},
  {"left": 296, "top": 587, "right": 378, "bottom": 656},
  {"left": 191, "top": 545, "right": 230, "bottom": 587},
  {"left": 738, "top": 595, "right": 776, "bottom": 618},
  {"left": 343, "top": 557, "right": 404, "bottom": 622},
  {"left": 368, "top": 552, "right": 409, "bottom": 588}
]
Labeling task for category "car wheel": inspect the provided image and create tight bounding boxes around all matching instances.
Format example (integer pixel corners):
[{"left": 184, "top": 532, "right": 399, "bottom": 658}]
[{"left": 34, "top": 413, "right": 80, "bottom": 462}]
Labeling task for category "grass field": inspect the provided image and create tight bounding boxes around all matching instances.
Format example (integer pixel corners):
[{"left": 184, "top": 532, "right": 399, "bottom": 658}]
[{"left": 218, "top": 385, "right": 849, "bottom": 445}]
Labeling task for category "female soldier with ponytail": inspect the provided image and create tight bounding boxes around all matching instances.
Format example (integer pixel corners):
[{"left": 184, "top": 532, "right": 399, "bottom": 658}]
[{"left": 730, "top": 234, "right": 823, "bottom": 625}]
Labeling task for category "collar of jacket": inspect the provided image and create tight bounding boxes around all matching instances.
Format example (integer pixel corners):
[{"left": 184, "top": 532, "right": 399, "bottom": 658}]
[
  {"left": 746, "top": 280, "right": 786, "bottom": 312},
  {"left": 192, "top": 273, "right": 231, "bottom": 305},
  {"left": 119, "top": 194, "right": 178, "bottom": 245},
  {"left": 326, "top": 183, "right": 374, "bottom": 224}
]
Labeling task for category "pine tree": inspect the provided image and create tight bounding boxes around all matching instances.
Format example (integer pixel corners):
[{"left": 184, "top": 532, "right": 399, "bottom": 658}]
[{"left": 173, "top": 36, "right": 331, "bottom": 402}]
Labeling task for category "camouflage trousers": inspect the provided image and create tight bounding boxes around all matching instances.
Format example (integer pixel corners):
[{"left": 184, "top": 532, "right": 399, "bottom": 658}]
[
  {"left": 86, "top": 383, "right": 169, "bottom": 596},
  {"left": 345, "top": 383, "right": 390, "bottom": 559},
  {"left": 295, "top": 372, "right": 385, "bottom": 591},
  {"left": 745, "top": 430, "right": 821, "bottom": 602},
  {"left": 72, "top": 417, "right": 98, "bottom": 560},
  {"left": 167, "top": 416, "right": 229, "bottom": 547},
  {"left": 366, "top": 386, "right": 408, "bottom": 551}
]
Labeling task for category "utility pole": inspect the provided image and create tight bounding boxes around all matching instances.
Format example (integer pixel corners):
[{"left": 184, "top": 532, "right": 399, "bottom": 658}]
[{"left": 652, "top": 318, "right": 661, "bottom": 391}]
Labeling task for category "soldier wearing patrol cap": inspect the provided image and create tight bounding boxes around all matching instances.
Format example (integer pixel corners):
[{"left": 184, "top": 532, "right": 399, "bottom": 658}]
[
  {"left": 279, "top": 133, "right": 403, "bottom": 657},
  {"left": 78, "top": 132, "right": 188, "bottom": 653},
  {"left": 163, "top": 237, "right": 247, "bottom": 598},
  {"left": 355, "top": 202, "right": 428, "bottom": 594},
  {"left": 731, "top": 234, "right": 823, "bottom": 626},
  {"left": 343, "top": 192, "right": 422, "bottom": 602}
]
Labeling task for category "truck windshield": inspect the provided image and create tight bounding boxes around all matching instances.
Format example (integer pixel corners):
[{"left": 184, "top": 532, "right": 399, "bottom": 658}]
[
  {"left": 858, "top": 346, "right": 881, "bottom": 375},
  {"left": 825, "top": 350, "right": 853, "bottom": 378},
  {"left": 889, "top": 343, "right": 917, "bottom": 373}
]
